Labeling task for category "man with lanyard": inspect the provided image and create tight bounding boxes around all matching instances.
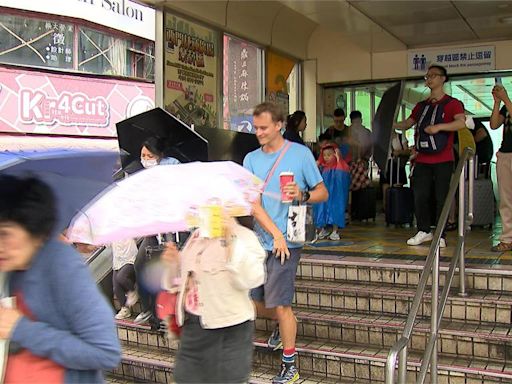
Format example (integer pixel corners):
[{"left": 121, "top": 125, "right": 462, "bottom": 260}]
[
  {"left": 490, "top": 83, "right": 512, "bottom": 251},
  {"left": 244, "top": 102, "right": 328, "bottom": 384},
  {"left": 394, "top": 65, "right": 466, "bottom": 247}
]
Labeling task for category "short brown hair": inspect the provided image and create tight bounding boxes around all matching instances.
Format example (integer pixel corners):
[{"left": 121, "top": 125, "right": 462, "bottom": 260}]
[{"left": 253, "top": 102, "right": 284, "bottom": 123}]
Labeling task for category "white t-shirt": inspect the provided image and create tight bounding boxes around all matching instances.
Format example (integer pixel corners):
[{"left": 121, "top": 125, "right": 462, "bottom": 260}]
[{"left": 112, "top": 239, "right": 138, "bottom": 270}]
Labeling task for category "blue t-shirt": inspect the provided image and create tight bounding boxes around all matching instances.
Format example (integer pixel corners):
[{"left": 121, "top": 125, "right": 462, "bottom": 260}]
[{"left": 243, "top": 140, "right": 323, "bottom": 251}]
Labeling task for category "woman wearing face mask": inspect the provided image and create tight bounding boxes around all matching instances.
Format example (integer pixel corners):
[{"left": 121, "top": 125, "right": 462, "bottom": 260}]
[
  {"left": 134, "top": 137, "right": 180, "bottom": 327},
  {"left": 140, "top": 137, "right": 180, "bottom": 169}
]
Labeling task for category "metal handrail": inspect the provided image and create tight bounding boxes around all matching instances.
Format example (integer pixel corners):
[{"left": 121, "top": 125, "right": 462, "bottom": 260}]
[{"left": 385, "top": 147, "right": 475, "bottom": 384}]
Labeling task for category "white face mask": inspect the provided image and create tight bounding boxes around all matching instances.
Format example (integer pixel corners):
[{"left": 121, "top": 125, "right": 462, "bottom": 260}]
[{"left": 141, "top": 158, "right": 158, "bottom": 169}]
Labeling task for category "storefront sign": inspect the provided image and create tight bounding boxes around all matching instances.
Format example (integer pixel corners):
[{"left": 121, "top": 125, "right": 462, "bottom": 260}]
[
  {"left": 164, "top": 13, "right": 218, "bottom": 129},
  {"left": 0, "top": 66, "right": 154, "bottom": 137},
  {"left": 224, "top": 35, "right": 259, "bottom": 132},
  {"left": 408, "top": 46, "right": 495, "bottom": 75},
  {"left": 0, "top": 0, "right": 155, "bottom": 40}
]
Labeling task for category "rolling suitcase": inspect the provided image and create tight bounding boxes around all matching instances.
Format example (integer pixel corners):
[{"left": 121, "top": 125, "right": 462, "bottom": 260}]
[
  {"left": 464, "top": 156, "right": 494, "bottom": 228},
  {"left": 351, "top": 187, "right": 376, "bottom": 221},
  {"left": 465, "top": 178, "right": 494, "bottom": 228},
  {"left": 386, "top": 157, "right": 414, "bottom": 226}
]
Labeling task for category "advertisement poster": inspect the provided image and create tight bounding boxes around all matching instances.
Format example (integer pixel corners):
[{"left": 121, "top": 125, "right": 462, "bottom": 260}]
[
  {"left": 408, "top": 46, "right": 495, "bottom": 76},
  {"left": 0, "top": 66, "right": 154, "bottom": 137},
  {"left": 266, "top": 51, "right": 295, "bottom": 117},
  {"left": 223, "top": 35, "right": 259, "bottom": 133},
  {"left": 164, "top": 14, "right": 218, "bottom": 129}
]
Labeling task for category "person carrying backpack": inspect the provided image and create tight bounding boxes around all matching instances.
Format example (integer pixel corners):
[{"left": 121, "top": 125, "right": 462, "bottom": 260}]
[{"left": 394, "top": 65, "right": 466, "bottom": 247}]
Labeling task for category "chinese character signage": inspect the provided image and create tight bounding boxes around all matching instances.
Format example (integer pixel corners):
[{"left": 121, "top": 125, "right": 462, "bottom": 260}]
[
  {"left": 164, "top": 14, "right": 218, "bottom": 129},
  {"left": 0, "top": 0, "right": 155, "bottom": 40},
  {"left": 223, "top": 35, "right": 259, "bottom": 132},
  {"left": 0, "top": 15, "right": 74, "bottom": 70},
  {"left": 0, "top": 66, "right": 154, "bottom": 137},
  {"left": 408, "top": 46, "right": 495, "bottom": 75}
]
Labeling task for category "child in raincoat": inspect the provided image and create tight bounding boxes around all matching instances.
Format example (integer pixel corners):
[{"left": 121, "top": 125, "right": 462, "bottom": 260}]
[{"left": 314, "top": 143, "right": 351, "bottom": 241}]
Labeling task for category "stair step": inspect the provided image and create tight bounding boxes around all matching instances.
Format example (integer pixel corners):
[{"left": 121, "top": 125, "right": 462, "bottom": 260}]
[
  {"left": 113, "top": 342, "right": 368, "bottom": 383},
  {"left": 111, "top": 343, "right": 174, "bottom": 383},
  {"left": 116, "top": 320, "right": 174, "bottom": 351},
  {"left": 114, "top": 320, "right": 512, "bottom": 383},
  {"left": 256, "top": 307, "right": 512, "bottom": 360},
  {"left": 106, "top": 375, "right": 133, "bottom": 384},
  {"left": 298, "top": 254, "right": 512, "bottom": 293},
  {"left": 294, "top": 279, "right": 512, "bottom": 323},
  {"left": 253, "top": 330, "right": 512, "bottom": 383}
]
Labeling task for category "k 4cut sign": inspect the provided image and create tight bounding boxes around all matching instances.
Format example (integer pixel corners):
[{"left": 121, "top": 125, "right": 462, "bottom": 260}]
[
  {"left": 0, "top": 66, "right": 154, "bottom": 137},
  {"left": 20, "top": 90, "right": 109, "bottom": 127}
]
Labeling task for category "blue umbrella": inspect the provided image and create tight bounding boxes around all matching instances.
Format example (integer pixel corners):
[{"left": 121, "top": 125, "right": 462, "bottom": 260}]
[{"left": 0, "top": 150, "right": 119, "bottom": 233}]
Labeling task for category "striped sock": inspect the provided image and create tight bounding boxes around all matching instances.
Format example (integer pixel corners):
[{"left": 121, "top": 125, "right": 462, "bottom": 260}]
[{"left": 282, "top": 348, "right": 296, "bottom": 365}]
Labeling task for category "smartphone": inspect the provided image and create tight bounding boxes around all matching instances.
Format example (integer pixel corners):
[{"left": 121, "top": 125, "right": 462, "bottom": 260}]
[{"left": 495, "top": 77, "right": 502, "bottom": 85}]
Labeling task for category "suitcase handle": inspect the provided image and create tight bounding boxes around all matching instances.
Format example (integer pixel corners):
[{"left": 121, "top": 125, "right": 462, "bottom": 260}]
[{"left": 389, "top": 156, "right": 401, "bottom": 186}]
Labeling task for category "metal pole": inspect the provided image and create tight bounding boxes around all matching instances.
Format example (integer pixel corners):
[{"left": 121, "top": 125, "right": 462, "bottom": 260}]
[
  {"left": 430, "top": 246, "right": 439, "bottom": 384},
  {"left": 468, "top": 156, "right": 475, "bottom": 225},
  {"left": 154, "top": 9, "right": 164, "bottom": 109},
  {"left": 458, "top": 164, "right": 467, "bottom": 297},
  {"left": 398, "top": 348, "right": 407, "bottom": 383},
  {"left": 370, "top": 89, "right": 376, "bottom": 124}
]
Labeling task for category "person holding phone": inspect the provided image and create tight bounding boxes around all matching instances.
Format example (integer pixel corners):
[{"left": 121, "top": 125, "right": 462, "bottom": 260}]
[{"left": 490, "top": 82, "right": 512, "bottom": 251}]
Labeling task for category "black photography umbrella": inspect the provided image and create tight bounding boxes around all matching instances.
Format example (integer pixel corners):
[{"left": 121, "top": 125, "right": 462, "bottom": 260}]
[
  {"left": 116, "top": 107, "right": 208, "bottom": 169},
  {"left": 372, "top": 81, "right": 405, "bottom": 174}
]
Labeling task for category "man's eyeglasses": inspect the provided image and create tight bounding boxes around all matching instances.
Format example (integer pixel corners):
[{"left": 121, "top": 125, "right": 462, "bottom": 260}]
[{"left": 424, "top": 73, "right": 444, "bottom": 80}]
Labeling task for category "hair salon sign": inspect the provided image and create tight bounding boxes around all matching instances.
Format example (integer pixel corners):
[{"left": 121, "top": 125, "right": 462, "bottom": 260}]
[
  {"left": 0, "top": 0, "right": 155, "bottom": 40},
  {"left": 0, "top": 66, "right": 154, "bottom": 137}
]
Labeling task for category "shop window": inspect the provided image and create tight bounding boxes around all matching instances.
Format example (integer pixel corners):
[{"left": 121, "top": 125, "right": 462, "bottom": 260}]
[
  {"left": 0, "top": 14, "right": 74, "bottom": 69},
  {"left": 130, "top": 41, "right": 154, "bottom": 81},
  {"left": 78, "top": 27, "right": 130, "bottom": 77},
  {"left": 354, "top": 89, "right": 372, "bottom": 129}
]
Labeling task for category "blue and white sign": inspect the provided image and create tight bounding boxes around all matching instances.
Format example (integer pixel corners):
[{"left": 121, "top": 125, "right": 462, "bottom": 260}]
[{"left": 408, "top": 46, "right": 495, "bottom": 76}]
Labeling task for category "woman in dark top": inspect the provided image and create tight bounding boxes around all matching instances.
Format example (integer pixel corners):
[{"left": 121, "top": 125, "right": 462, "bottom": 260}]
[
  {"left": 472, "top": 119, "right": 494, "bottom": 177},
  {"left": 283, "top": 110, "right": 307, "bottom": 145}
]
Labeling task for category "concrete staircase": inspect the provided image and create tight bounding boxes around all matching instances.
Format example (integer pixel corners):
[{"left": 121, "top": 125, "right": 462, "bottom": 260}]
[{"left": 108, "top": 252, "right": 512, "bottom": 383}]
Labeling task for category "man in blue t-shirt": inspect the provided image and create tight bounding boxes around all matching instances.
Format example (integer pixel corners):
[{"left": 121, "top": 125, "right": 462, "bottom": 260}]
[{"left": 244, "top": 102, "right": 328, "bottom": 384}]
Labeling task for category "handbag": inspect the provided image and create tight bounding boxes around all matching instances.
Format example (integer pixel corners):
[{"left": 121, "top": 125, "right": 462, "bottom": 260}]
[
  {"left": 350, "top": 159, "right": 370, "bottom": 191},
  {"left": 286, "top": 202, "right": 315, "bottom": 243}
]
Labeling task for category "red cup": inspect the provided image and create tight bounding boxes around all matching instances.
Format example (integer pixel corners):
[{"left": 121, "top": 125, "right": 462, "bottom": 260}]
[{"left": 279, "top": 172, "right": 294, "bottom": 203}]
